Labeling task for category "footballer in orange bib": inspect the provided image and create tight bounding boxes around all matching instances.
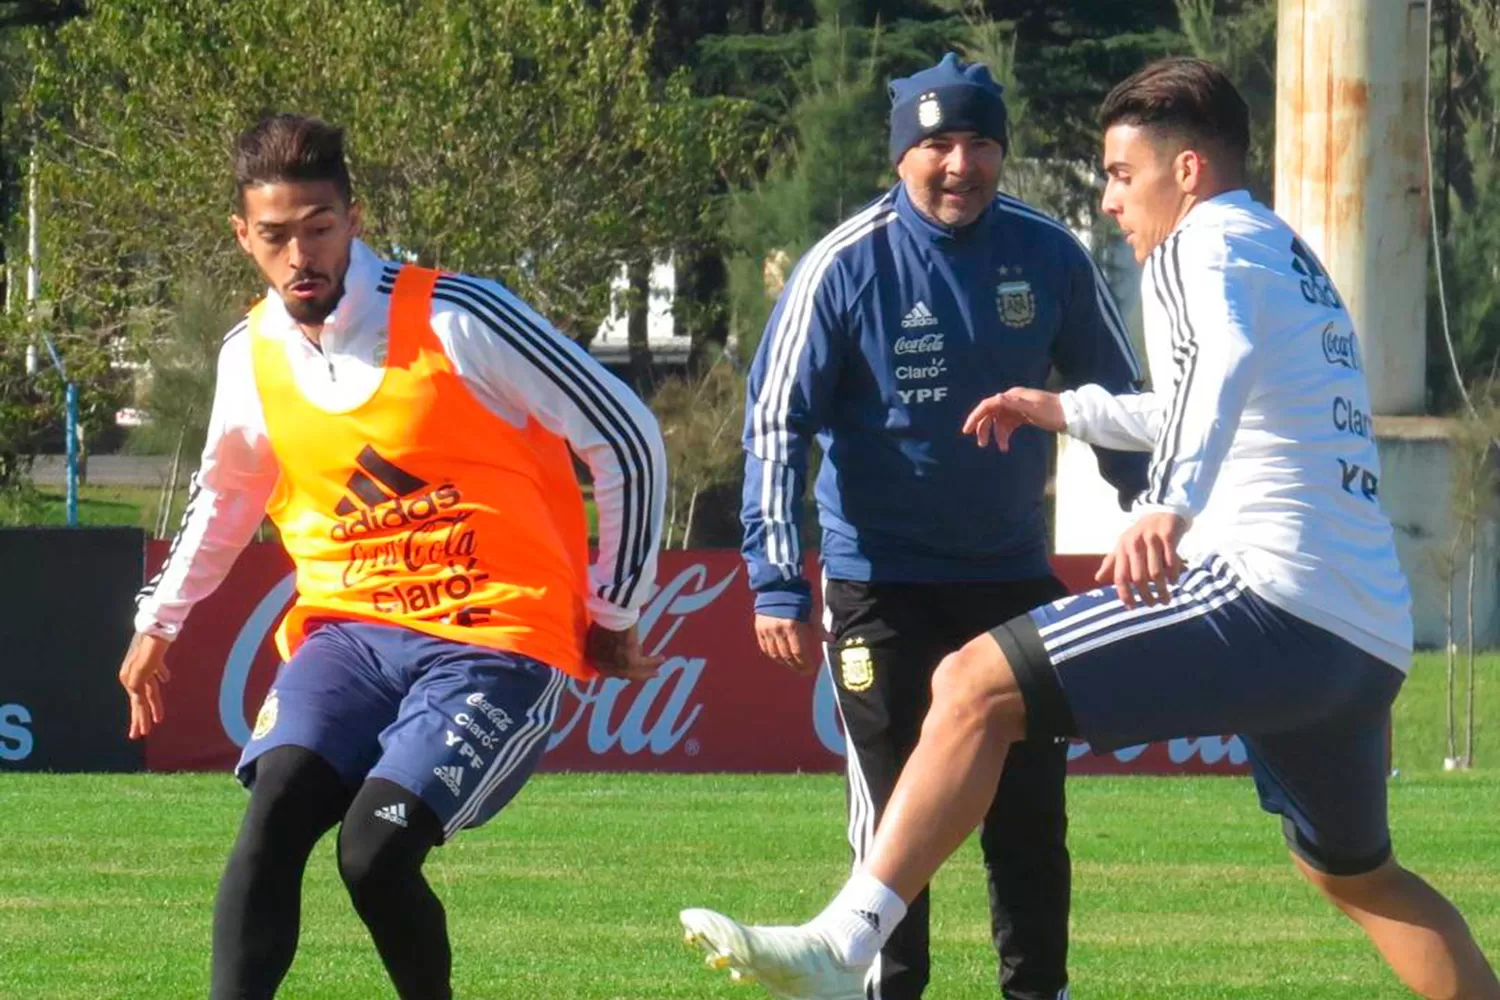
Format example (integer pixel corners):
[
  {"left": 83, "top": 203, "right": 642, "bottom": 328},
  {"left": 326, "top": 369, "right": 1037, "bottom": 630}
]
[{"left": 118, "top": 115, "right": 666, "bottom": 1000}]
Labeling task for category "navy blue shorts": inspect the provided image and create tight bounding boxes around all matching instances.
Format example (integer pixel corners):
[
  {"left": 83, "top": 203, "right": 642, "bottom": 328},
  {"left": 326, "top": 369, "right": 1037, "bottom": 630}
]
[
  {"left": 239, "top": 620, "right": 566, "bottom": 841},
  {"left": 990, "top": 554, "right": 1406, "bottom": 875}
]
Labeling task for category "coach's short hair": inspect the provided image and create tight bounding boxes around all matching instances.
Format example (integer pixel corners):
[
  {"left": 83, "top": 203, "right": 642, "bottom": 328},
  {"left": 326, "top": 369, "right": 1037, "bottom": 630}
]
[
  {"left": 232, "top": 114, "right": 353, "bottom": 212},
  {"left": 1099, "top": 58, "right": 1250, "bottom": 169}
]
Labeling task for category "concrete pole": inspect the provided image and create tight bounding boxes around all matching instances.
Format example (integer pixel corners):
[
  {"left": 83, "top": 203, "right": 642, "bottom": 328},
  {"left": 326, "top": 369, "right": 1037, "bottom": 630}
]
[{"left": 1275, "top": 0, "right": 1429, "bottom": 414}]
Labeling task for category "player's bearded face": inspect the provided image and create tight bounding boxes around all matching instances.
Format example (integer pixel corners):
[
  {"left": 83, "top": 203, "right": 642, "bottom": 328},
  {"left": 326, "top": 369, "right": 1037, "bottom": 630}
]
[
  {"left": 898, "top": 131, "right": 1005, "bottom": 228},
  {"left": 232, "top": 180, "right": 360, "bottom": 327},
  {"left": 1100, "top": 123, "right": 1195, "bottom": 264}
]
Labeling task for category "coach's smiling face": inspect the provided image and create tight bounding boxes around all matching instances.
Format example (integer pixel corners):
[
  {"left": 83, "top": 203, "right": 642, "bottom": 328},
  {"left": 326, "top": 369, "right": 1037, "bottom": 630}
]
[
  {"left": 1100, "top": 122, "right": 1204, "bottom": 264},
  {"left": 899, "top": 130, "right": 1005, "bottom": 228}
]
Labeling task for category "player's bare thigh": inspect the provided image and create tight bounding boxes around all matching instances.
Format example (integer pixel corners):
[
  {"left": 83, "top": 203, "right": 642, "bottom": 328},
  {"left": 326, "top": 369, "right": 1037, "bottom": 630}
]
[{"left": 927, "top": 632, "right": 1028, "bottom": 744}]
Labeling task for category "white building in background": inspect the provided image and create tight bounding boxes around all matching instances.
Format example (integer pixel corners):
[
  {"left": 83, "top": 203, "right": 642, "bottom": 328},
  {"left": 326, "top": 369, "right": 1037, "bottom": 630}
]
[{"left": 590, "top": 256, "right": 691, "bottom": 367}]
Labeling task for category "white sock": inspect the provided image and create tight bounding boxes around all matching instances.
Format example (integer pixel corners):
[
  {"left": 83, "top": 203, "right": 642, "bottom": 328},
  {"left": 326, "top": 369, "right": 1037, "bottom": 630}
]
[{"left": 809, "top": 871, "right": 907, "bottom": 967}]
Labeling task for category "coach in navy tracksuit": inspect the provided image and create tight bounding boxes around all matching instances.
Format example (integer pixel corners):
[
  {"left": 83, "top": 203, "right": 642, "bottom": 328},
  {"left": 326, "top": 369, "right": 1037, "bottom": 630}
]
[{"left": 740, "top": 54, "right": 1146, "bottom": 1000}]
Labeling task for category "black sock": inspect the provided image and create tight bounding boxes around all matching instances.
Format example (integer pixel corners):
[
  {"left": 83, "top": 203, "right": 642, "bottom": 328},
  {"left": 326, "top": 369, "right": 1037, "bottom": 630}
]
[
  {"left": 337, "top": 779, "right": 450, "bottom": 1000},
  {"left": 211, "top": 746, "right": 351, "bottom": 1000}
]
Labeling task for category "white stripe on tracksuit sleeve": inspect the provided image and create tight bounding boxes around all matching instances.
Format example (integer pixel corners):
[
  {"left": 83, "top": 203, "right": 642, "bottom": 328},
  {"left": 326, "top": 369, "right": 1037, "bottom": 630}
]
[
  {"left": 740, "top": 200, "right": 897, "bottom": 620},
  {"left": 430, "top": 278, "right": 667, "bottom": 630},
  {"left": 133, "top": 328, "right": 279, "bottom": 639},
  {"left": 744, "top": 252, "right": 849, "bottom": 586},
  {"left": 1132, "top": 229, "right": 1259, "bottom": 521}
]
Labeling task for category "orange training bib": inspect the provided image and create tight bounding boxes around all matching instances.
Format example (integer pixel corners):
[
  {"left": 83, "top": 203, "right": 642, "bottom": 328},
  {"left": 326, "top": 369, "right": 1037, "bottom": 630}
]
[{"left": 248, "top": 265, "right": 592, "bottom": 679}]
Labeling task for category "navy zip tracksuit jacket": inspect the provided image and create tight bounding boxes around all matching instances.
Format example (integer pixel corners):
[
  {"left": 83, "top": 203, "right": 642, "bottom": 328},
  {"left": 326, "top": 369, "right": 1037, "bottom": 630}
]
[{"left": 742, "top": 183, "right": 1148, "bottom": 621}]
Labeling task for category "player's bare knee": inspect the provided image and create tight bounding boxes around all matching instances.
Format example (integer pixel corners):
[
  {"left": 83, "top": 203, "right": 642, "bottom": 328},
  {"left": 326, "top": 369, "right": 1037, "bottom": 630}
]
[
  {"left": 1292, "top": 851, "right": 1400, "bottom": 910},
  {"left": 930, "top": 636, "right": 1026, "bottom": 741}
]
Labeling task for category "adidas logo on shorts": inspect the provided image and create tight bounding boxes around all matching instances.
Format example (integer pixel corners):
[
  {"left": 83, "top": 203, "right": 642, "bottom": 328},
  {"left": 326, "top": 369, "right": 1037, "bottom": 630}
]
[
  {"left": 374, "top": 803, "right": 408, "bottom": 827},
  {"left": 434, "top": 764, "right": 465, "bottom": 797},
  {"left": 900, "top": 301, "right": 939, "bottom": 329}
]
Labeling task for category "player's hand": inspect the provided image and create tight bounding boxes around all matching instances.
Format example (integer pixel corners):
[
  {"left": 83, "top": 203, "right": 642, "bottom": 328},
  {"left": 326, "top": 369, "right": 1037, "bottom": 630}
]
[
  {"left": 754, "top": 614, "right": 820, "bottom": 675},
  {"left": 118, "top": 632, "right": 173, "bottom": 740},
  {"left": 1097, "top": 512, "right": 1188, "bottom": 608},
  {"left": 585, "top": 623, "right": 664, "bottom": 682},
  {"left": 962, "top": 388, "right": 1065, "bottom": 451}
]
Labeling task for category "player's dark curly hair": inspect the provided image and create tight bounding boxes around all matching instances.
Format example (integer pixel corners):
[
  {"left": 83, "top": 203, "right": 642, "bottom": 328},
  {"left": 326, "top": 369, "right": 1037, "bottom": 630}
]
[{"left": 232, "top": 114, "right": 353, "bottom": 211}]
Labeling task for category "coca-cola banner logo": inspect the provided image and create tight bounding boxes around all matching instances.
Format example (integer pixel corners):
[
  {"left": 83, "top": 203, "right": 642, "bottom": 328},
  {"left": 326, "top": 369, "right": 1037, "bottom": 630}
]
[{"left": 141, "top": 542, "right": 1248, "bottom": 775}]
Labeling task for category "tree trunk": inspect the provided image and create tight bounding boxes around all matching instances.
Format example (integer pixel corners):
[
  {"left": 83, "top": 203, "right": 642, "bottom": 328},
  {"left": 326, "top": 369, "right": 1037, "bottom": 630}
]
[
  {"left": 679, "top": 246, "right": 729, "bottom": 373},
  {"left": 626, "top": 257, "right": 654, "bottom": 396}
]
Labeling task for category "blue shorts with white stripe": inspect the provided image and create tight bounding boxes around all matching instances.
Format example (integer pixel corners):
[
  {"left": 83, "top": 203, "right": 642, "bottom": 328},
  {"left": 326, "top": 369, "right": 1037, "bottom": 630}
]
[
  {"left": 237, "top": 619, "right": 564, "bottom": 842},
  {"left": 990, "top": 554, "right": 1406, "bottom": 875}
]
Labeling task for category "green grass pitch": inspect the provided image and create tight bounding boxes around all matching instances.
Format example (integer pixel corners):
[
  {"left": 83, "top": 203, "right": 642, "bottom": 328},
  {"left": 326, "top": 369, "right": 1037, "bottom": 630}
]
[{"left": 1, "top": 653, "right": 1495, "bottom": 999}]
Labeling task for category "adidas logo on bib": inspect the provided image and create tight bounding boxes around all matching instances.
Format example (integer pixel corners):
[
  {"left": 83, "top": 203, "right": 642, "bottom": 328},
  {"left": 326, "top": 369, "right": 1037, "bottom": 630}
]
[{"left": 901, "top": 301, "right": 939, "bottom": 329}]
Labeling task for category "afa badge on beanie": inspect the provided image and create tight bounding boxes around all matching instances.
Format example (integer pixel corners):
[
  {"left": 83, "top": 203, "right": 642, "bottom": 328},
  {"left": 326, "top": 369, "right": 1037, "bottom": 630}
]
[{"left": 888, "top": 53, "right": 1008, "bottom": 166}]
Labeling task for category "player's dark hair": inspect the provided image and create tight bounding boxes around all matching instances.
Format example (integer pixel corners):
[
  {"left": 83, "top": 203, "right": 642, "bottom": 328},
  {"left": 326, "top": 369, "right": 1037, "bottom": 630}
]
[
  {"left": 1099, "top": 58, "right": 1250, "bottom": 174},
  {"left": 232, "top": 114, "right": 353, "bottom": 212}
]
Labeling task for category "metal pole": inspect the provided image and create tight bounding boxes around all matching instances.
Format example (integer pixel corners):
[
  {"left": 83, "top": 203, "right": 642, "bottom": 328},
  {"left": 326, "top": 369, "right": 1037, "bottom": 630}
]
[
  {"left": 25, "top": 151, "right": 38, "bottom": 375},
  {"left": 65, "top": 382, "right": 78, "bottom": 527}
]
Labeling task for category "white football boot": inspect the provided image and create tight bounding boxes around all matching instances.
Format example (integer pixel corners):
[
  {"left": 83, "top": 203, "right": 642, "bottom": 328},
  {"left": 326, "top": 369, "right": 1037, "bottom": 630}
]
[{"left": 680, "top": 908, "right": 867, "bottom": 1000}]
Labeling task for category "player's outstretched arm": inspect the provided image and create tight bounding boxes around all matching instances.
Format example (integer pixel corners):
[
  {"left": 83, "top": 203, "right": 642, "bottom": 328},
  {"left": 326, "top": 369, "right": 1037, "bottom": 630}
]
[
  {"left": 1057, "top": 383, "right": 1163, "bottom": 451},
  {"left": 430, "top": 277, "right": 668, "bottom": 632},
  {"left": 118, "top": 633, "right": 172, "bottom": 740},
  {"left": 740, "top": 250, "right": 847, "bottom": 675},
  {"left": 962, "top": 387, "right": 1066, "bottom": 451},
  {"left": 124, "top": 327, "right": 279, "bottom": 738}
]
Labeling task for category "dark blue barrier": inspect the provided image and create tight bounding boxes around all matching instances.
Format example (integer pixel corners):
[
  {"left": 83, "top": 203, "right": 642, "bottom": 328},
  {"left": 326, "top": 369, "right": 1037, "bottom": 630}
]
[{"left": 0, "top": 527, "right": 144, "bottom": 772}]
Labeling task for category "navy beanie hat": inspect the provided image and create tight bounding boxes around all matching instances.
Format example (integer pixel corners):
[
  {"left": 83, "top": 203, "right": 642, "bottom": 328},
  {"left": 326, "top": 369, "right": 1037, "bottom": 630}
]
[{"left": 888, "top": 53, "right": 1008, "bottom": 166}]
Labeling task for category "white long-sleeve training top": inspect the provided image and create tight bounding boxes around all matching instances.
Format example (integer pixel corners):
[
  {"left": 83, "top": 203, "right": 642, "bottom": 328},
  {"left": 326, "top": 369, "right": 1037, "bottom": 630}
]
[
  {"left": 1058, "top": 191, "right": 1412, "bottom": 669},
  {"left": 135, "top": 239, "right": 667, "bottom": 639}
]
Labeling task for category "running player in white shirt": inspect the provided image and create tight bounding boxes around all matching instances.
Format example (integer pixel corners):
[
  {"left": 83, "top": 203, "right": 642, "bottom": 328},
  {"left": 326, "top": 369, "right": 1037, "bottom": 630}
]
[{"left": 679, "top": 58, "right": 1499, "bottom": 1000}]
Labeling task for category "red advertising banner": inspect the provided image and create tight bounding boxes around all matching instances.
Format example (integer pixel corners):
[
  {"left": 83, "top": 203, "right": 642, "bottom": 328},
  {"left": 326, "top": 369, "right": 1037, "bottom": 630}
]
[{"left": 143, "top": 542, "right": 1249, "bottom": 775}]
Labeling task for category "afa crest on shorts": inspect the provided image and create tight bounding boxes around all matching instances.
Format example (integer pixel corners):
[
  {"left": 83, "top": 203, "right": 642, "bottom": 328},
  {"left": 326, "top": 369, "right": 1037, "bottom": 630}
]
[
  {"left": 997, "top": 279, "right": 1036, "bottom": 328},
  {"left": 839, "top": 638, "right": 875, "bottom": 692},
  {"left": 252, "top": 690, "right": 279, "bottom": 741}
]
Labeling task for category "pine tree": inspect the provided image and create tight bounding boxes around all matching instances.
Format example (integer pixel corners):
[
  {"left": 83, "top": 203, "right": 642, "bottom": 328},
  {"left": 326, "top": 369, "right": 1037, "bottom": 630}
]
[{"left": 722, "top": 0, "right": 895, "bottom": 357}]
